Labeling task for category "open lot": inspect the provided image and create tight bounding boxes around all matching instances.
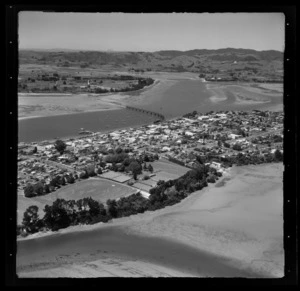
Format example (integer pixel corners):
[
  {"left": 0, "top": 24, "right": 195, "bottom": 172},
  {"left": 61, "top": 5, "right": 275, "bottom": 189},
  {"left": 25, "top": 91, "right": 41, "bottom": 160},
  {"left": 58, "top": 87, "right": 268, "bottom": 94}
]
[{"left": 17, "top": 178, "right": 136, "bottom": 224}]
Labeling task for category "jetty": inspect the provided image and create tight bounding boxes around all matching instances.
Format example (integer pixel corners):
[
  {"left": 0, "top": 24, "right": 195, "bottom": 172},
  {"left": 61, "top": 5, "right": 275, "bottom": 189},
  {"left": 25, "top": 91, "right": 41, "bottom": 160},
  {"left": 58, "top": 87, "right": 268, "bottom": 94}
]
[{"left": 126, "top": 105, "right": 165, "bottom": 120}]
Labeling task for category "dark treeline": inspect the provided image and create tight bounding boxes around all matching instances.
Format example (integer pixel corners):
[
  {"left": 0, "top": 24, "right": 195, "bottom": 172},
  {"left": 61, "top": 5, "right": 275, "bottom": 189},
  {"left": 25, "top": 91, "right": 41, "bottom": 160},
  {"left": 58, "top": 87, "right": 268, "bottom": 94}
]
[
  {"left": 195, "top": 149, "right": 283, "bottom": 168},
  {"left": 94, "top": 77, "right": 154, "bottom": 94},
  {"left": 18, "top": 163, "right": 221, "bottom": 237}
]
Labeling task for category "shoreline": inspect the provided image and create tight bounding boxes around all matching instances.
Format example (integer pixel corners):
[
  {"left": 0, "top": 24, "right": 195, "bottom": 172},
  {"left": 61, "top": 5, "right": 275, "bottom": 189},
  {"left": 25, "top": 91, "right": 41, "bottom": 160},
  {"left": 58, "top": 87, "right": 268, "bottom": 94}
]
[
  {"left": 17, "top": 163, "right": 283, "bottom": 277},
  {"left": 18, "top": 79, "right": 159, "bottom": 98},
  {"left": 18, "top": 79, "right": 160, "bottom": 121},
  {"left": 18, "top": 106, "right": 126, "bottom": 121}
]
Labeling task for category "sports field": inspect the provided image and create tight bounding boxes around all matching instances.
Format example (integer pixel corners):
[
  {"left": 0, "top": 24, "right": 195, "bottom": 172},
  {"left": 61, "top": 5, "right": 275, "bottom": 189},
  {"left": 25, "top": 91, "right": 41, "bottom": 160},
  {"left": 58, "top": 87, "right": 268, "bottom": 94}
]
[
  {"left": 17, "top": 178, "right": 135, "bottom": 224},
  {"left": 148, "top": 159, "right": 190, "bottom": 177}
]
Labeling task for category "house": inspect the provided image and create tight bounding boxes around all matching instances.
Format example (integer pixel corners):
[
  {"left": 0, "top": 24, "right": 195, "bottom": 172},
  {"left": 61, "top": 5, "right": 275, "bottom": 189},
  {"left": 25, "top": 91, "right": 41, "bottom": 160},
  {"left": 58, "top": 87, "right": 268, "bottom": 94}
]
[
  {"left": 198, "top": 115, "right": 210, "bottom": 121},
  {"left": 228, "top": 133, "right": 242, "bottom": 140},
  {"left": 161, "top": 146, "right": 171, "bottom": 152},
  {"left": 211, "top": 161, "right": 222, "bottom": 170},
  {"left": 185, "top": 131, "right": 194, "bottom": 137}
]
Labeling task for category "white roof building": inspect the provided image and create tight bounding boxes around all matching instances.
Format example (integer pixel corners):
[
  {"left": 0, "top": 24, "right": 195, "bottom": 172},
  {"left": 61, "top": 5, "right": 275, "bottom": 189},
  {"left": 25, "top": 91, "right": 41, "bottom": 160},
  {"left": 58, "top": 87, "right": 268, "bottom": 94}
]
[
  {"left": 198, "top": 115, "right": 210, "bottom": 120},
  {"left": 161, "top": 146, "right": 171, "bottom": 152},
  {"left": 228, "top": 133, "right": 242, "bottom": 140},
  {"left": 185, "top": 131, "right": 194, "bottom": 136}
]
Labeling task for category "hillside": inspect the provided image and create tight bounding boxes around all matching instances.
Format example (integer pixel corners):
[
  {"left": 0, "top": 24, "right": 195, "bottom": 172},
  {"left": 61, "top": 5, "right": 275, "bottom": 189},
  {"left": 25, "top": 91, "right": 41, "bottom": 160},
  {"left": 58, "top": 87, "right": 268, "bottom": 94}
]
[{"left": 19, "top": 48, "right": 283, "bottom": 82}]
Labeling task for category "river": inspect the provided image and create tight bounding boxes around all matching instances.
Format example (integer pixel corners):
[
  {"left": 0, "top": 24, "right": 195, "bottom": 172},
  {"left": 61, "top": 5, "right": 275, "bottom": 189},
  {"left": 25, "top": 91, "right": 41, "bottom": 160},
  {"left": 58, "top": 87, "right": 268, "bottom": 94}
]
[
  {"left": 18, "top": 109, "right": 157, "bottom": 143},
  {"left": 18, "top": 78, "right": 283, "bottom": 143}
]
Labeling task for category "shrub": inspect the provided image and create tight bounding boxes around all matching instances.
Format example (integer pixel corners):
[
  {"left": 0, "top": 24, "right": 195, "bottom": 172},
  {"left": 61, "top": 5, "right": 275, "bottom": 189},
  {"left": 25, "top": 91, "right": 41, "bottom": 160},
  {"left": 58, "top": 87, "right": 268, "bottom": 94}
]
[{"left": 24, "top": 184, "right": 35, "bottom": 198}]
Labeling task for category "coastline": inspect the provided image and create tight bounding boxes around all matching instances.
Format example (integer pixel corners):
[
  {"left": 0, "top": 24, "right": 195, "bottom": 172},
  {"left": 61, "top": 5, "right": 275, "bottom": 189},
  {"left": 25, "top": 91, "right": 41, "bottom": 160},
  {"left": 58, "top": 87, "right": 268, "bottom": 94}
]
[
  {"left": 18, "top": 106, "right": 125, "bottom": 121},
  {"left": 17, "top": 163, "right": 283, "bottom": 278},
  {"left": 18, "top": 79, "right": 160, "bottom": 120}
]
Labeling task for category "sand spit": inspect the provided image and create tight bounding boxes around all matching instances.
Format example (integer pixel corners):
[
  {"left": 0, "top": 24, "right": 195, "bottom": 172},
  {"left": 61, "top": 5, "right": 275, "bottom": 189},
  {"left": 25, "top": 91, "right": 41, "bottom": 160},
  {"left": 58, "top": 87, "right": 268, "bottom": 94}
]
[
  {"left": 17, "top": 72, "right": 200, "bottom": 120},
  {"left": 17, "top": 78, "right": 162, "bottom": 120},
  {"left": 17, "top": 163, "right": 284, "bottom": 278},
  {"left": 205, "top": 82, "right": 282, "bottom": 106},
  {"left": 18, "top": 93, "right": 126, "bottom": 120}
]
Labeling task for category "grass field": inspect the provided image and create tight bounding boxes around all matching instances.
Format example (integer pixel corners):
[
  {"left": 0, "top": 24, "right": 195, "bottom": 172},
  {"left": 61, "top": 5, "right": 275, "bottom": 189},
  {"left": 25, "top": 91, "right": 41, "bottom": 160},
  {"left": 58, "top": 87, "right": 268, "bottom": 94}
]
[
  {"left": 17, "top": 178, "right": 136, "bottom": 224},
  {"left": 148, "top": 159, "right": 190, "bottom": 177}
]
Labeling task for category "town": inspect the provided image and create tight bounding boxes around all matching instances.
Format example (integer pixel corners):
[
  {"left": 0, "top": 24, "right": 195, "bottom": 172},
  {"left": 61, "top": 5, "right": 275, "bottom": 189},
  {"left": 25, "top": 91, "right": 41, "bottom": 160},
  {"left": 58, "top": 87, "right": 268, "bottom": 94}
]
[{"left": 18, "top": 109, "right": 283, "bottom": 199}]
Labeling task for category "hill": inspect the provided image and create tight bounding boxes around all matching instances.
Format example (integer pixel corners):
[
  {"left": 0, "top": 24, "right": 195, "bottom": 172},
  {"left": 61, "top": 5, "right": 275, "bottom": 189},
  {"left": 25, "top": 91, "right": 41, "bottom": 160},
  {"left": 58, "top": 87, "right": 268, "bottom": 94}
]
[{"left": 19, "top": 48, "right": 283, "bottom": 82}]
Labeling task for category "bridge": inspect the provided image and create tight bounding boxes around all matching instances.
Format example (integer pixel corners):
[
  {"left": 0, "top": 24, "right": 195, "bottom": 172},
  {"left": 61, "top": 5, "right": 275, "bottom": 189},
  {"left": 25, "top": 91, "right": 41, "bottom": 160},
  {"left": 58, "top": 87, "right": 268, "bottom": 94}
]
[{"left": 126, "top": 105, "right": 165, "bottom": 121}]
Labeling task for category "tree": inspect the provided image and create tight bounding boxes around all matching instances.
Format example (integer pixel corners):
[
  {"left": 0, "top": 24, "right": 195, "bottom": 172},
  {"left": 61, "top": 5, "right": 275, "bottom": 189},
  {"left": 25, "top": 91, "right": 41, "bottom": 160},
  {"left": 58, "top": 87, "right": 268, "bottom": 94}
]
[
  {"left": 157, "top": 180, "right": 165, "bottom": 186},
  {"left": 111, "top": 162, "right": 118, "bottom": 172},
  {"left": 79, "top": 171, "right": 88, "bottom": 179},
  {"left": 143, "top": 163, "right": 148, "bottom": 171},
  {"left": 49, "top": 176, "right": 59, "bottom": 187},
  {"left": 144, "top": 155, "right": 150, "bottom": 162},
  {"left": 24, "top": 184, "right": 35, "bottom": 198},
  {"left": 43, "top": 199, "right": 73, "bottom": 231},
  {"left": 148, "top": 164, "right": 154, "bottom": 173},
  {"left": 115, "top": 147, "right": 123, "bottom": 154},
  {"left": 44, "top": 184, "right": 50, "bottom": 194},
  {"left": 232, "top": 143, "right": 242, "bottom": 151},
  {"left": 85, "top": 164, "right": 96, "bottom": 177},
  {"left": 274, "top": 149, "right": 283, "bottom": 162},
  {"left": 22, "top": 206, "right": 43, "bottom": 234},
  {"left": 76, "top": 197, "right": 104, "bottom": 224},
  {"left": 128, "top": 160, "right": 142, "bottom": 179},
  {"left": 69, "top": 174, "right": 75, "bottom": 183},
  {"left": 54, "top": 139, "right": 67, "bottom": 154},
  {"left": 106, "top": 199, "right": 118, "bottom": 218},
  {"left": 61, "top": 177, "right": 66, "bottom": 186}
]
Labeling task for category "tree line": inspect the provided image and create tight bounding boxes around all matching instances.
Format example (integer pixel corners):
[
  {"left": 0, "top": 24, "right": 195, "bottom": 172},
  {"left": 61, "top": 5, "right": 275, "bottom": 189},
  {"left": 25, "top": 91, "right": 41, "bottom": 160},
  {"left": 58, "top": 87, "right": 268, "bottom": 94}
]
[
  {"left": 94, "top": 78, "right": 154, "bottom": 94},
  {"left": 195, "top": 149, "right": 283, "bottom": 168},
  {"left": 18, "top": 163, "right": 222, "bottom": 237}
]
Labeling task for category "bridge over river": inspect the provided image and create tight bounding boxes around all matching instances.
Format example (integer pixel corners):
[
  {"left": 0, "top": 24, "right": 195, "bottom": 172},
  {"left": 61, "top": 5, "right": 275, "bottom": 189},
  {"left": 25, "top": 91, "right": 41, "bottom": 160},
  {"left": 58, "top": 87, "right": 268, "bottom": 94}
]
[{"left": 125, "top": 106, "right": 165, "bottom": 121}]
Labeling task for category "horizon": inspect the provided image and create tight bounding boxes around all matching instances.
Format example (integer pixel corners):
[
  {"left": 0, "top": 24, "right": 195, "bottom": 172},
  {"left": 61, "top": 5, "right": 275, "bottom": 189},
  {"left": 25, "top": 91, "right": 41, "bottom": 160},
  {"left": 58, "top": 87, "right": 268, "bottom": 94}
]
[
  {"left": 19, "top": 47, "right": 284, "bottom": 53},
  {"left": 19, "top": 12, "right": 285, "bottom": 52}
]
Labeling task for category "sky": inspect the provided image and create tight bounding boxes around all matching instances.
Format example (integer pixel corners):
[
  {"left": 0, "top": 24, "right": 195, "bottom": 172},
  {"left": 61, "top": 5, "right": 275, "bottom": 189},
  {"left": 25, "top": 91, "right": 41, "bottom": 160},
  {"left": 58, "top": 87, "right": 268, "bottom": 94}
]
[{"left": 18, "top": 12, "right": 285, "bottom": 52}]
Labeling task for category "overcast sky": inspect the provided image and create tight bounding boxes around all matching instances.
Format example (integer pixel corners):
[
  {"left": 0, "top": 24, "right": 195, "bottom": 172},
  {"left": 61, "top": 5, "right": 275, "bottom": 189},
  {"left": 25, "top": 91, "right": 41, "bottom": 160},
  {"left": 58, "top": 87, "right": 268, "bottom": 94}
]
[{"left": 18, "top": 12, "right": 285, "bottom": 52}]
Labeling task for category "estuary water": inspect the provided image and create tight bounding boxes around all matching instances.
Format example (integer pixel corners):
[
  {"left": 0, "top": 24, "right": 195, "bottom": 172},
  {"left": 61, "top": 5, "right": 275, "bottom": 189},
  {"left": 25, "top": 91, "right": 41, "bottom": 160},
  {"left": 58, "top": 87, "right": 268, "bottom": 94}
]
[
  {"left": 18, "top": 79, "right": 282, "bottom": 143},
  {"left": 18, "top": 109, "right": 157, "bottom": 143},
  {"left": 138, "top": 79, "right": 282, "bottom": 118}
]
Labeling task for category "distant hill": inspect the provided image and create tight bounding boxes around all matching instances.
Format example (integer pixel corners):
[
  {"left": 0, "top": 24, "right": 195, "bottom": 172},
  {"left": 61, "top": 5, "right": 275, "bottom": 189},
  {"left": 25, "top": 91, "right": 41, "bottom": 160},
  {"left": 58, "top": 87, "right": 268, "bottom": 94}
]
[{"left": 19, "top": 48, "right": 283, "bottom": 80}]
